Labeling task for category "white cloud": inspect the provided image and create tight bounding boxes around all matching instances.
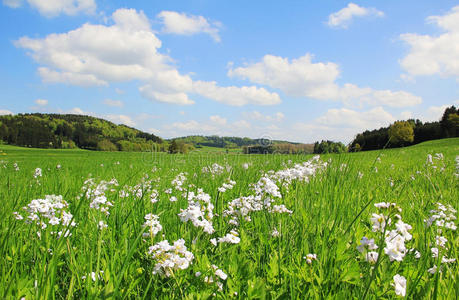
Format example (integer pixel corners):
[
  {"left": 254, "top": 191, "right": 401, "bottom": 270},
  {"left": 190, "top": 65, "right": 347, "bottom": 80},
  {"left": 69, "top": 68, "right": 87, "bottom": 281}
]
[
  {"left": 17, "top": 8, "right": 276, "bottom": 107},
  {"left": 316, "top": 106, "right": 395, "bottom": 129},
  {"left": 4, "top": 0, "right": 96, "bottom": 17},
  {"left": 67, "top": 107, "right": 85, "bottom": 115},
  {"left": 229, "top": 53, "right": 421, "bottom": 107},
  {"left": 103, "top": 99, "right": 123, "bottom": 107},
  {"left": 229, "top": 54, "right": 340, "bottom": 100},
  {"left": 193, "top": 81, "right": 281, "bottom": 106},
  {"left": 422, "top": 105, "right": 449, "bottom": 122},
  {"left": 157, "top": 11, "right": 221, "bottom": 42},
  {"left": 370, "top": 90, "right": 422, "bottom": 108},
  {"left": 400, "top": 6, "right": 459, "bottom": 80},
  {"left": 115, "top": 88, "right": 124, "bottom": 94},
  {"left": 0, "top": 109, "right": 14, "bottom": 115},
  {"left": 3, "top": 0, "right": 22, "bottom": 8},
  {"left": 210, "top": 115, "right": 227, "bottom": 125},
  {"left": 105, "top": 114, "right": 136, "bottom": 127},
  {"left": 243, "top": 111, "right": 284, "bottom": 122},
  {"left": 327, "top": 3, "right": 384, "bottom": 29},
  {"left": 35, "top": 99, "right": 48, "bottom": 106}
]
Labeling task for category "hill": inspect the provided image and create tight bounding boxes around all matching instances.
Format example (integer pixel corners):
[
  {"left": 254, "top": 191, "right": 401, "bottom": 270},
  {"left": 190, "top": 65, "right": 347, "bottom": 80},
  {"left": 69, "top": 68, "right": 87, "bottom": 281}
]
[
  {"left": 171, "top": 135, "right": 314, "bottom": 154},
  {"left": 0, "top": 113, "right": 163, "bottom": 151}
]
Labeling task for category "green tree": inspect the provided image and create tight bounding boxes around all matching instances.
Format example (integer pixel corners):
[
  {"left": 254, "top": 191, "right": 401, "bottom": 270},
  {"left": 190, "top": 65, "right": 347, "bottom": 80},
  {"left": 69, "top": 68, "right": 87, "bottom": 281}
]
[
  {"left": 388, "top": 121, "right": 414, "bottom": 146},
  {"left": 169, "top": 140, "right": 178, "bottom": 154}
]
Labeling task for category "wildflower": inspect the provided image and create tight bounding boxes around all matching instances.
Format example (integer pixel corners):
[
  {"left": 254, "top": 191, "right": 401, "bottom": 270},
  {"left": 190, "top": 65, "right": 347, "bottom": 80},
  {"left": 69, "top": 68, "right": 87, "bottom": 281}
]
[
  {"left": 218, "top": 230, "right": 240, "bottom": 244},
  {"left": 435, "top": 236, "right": 447, "bottom": 248},
  {"left": 393, "top": 274, "right": 406, "bottom": 297},
  {"left": 366, "top": 251, "right": 379, "bottom": 264},
  {"left": 384, "top": 230, "right": 407, "bottom": 262},
  {"left": 34, "top": 168, "right": 42, "bottom": 178},
  {"left": 428, "top": 265, "right": 438, "bottom": 274},
  {"left": 213, "top": 265, "right": 228, "bottom": 280},
  {"left": 431, "top": 247, "right": 439, "bottom": 258},
  {"left": 98, "top": 221, "right": 108, "bottom": 230},
  {"left": 371, "top": 213, "right": 390, "bottom": 232},
  {"left": 20, "top": 195, "right": 76, "bottom": 237},
  {"left": 170, "top": 196, "right": 177, "bottom": 202},
  {"left": 357, "top": 237, "right": 378, "bottom": 253},
  {"left": 210, "top": 238, "right": 217, "bottom": 246},
  {"left": 178, "top": 189, "right": 214, "bottom": 234},
  {"left": 148, "top": 239, "right": 194, "bottom": 277},
  {"left": 142, "top": 214, "right": 162, "bottom": 238},
  {"left": 13, "top": 212, "right": 23, "bottom": 220},
  {"left": 304, "top": 253, "right": 317, "bottom": 264},
  {"left": 13, "top": 163, "right": 19, "bottom": 171},
  {"left": 271, "top": 228, "right": 280, "bottom": 237}
]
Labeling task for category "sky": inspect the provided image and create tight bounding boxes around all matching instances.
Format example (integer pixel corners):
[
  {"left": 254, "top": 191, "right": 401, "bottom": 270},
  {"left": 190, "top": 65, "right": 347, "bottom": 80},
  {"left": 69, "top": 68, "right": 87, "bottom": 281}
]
[{"left": 0, "top": 0, "right": 458, "bottom": 143}]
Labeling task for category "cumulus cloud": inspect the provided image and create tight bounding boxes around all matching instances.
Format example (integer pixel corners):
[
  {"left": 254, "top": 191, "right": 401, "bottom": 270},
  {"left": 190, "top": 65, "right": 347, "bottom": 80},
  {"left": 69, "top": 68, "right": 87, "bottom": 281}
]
[
  {"left": 3, "top": 0, "right": 96, "bottom": 17},
  {"left": 16, "top": 8, "right": 278, "bottom": 106},
  {"left": 400, "top": 6, "right": 459, "bottom": 80},
  {"left": 229, "top": 53, "right": 421, "bottom": 107},
  {"left": 210, "top": 115, "right": 227, "bottom": 125},
  {"left": 103, "top": 99, "right": 123, "bottom": 107},
  {"left": 105, "top": 114, "right": 136, "bottom": 127},
  {"left": 243, "top": 111, "right": 284, "bottom": 122},
  {"left": 35, "top": 99, "right": 48, "bottom": 106},
  {"left": 193, "top": 81, "right": 281, "bottom": 106},
  {"left": 0, "top": 109, "right": 14, "bottom": 115},
  {"left": 157, "top": 11, "right": 221, "bottom": 42},
  {"left": 3, "top": 0, "right": 21, "bottom": 8},
  {"left": 327, "top": 3, "right": 384, "bottom": 29}
]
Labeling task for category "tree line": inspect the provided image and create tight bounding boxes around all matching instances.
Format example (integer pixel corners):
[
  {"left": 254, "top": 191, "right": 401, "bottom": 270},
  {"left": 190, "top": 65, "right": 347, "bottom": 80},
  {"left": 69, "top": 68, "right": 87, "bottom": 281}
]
[
  {"left": 349, "top": 106, "right": 458, "bottom": 152},
  {"left": 0, "top": 113, "right": 164, "bottom": 151}
]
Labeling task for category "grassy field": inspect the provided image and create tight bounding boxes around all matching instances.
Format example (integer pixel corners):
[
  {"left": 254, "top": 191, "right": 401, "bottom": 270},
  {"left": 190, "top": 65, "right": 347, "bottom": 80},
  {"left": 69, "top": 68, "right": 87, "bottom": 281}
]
[{"left": 0, "top": 138, "right": 457, "bottom": 299}]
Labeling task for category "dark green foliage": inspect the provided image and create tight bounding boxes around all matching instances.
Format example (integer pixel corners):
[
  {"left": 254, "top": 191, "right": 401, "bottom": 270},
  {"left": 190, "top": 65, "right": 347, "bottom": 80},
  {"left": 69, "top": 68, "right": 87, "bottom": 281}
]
[
  {"left": 0, "top": 113, "right": 162, "bottom": 151},
  {"left": 350, "top": 106, "right": 459, "bottom": 152},
  {"left": 313, "top": 140, "right": 347, "bottom": 154}
]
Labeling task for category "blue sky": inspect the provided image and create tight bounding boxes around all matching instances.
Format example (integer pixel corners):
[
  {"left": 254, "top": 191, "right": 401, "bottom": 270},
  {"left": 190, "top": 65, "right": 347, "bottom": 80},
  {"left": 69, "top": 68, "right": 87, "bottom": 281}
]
[{"left": 1, "top": 0, "right": 458, "bottom": 143}]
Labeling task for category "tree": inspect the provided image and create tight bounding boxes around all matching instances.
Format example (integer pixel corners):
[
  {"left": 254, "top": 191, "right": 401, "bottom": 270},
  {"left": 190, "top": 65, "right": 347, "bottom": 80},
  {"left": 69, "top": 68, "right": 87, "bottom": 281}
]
[
  {"left": 440, "top": 106, "right": 458, "bottom": 137},
  {"left": 169, "top": 140, "right": 178, "bottom": 154},
  {"left": 388, "top": 121, "right": 414, "bottom": 146}
]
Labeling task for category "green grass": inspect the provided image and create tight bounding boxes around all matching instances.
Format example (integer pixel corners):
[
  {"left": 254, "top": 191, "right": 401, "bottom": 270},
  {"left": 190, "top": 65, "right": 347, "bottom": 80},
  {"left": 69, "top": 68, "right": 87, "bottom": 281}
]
[{"left": 0, "top": 138, "right": 458, "bottom": 299}]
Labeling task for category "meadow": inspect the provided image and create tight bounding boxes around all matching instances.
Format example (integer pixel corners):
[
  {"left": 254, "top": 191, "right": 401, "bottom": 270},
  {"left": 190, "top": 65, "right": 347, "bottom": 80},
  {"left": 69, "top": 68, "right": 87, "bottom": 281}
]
[{"left": 0, "top": 138, "right": 457, "bottom": 299}]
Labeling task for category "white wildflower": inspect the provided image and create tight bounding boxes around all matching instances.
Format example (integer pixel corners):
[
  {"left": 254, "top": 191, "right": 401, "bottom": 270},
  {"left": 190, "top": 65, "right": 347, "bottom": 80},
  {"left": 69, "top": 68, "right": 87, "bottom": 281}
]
[{"left": 393, "top": 274, "right": 406, "bottom": 297}]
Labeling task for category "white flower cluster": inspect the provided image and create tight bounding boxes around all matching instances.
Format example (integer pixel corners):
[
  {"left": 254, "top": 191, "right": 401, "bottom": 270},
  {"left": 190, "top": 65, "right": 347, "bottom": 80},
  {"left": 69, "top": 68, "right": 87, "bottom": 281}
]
[
  {"left": 148, "top": 239, "right": 194, "bottom": 277},
  {"left": 142, "top": 213, "right": 162, "bottom": 238},
  {"left": 119, "top": 175, "right": 157, "bottom": 200},
  {"left": 303, "top": 253, "right": 317, "bottom": 264},
  {"left": 33, "top": 167, "right": 42, "bottom": 178},
  {"left": 425, "top": 202, "right": 457, "bottom": 230},
  {"left": 16, "top": 195, "right": 76, "bottom": 238},
  {"left": 217, "top": 179, "right": 236, "bottom": 193},
  {"left": 369, "top": 203, "right": 413, "bottom": 262},
  {"left": 178, "top": 189, "right": 215, "bottom": 234},
  {"left": 172, "top": 172, "right": 187, "bottom": 191},
  {"left": 80, "top": 178, "right": 118, "bottom": 216},
  {"left": 269, "top": 155, "right": 326, "bottom": 186},
  {"left": 202, "top": 265, "right": 228, "bottom": 291},
  {"left": 425, "top": 202, "right": 457, "bottom": 274},
  {"left": 13, "top": 163, "right": 19, "bottom": 171},
  {"left": 224, "top": 157, "right": 325, "bottom": 226},
  {"left": 82, "top": 270, "right": 104, "bottom": 282},
  {"left": 357, "top": 237, "right": 379, "bottom": 264},
  {"left": 217, "top": 229, "right": 240, "bottom": 244},
  {"left": 392, "top": 274, "right": 406, "bottom": 297},
  {"left": 202, "top": 163, "right": 225, "bottom": 176},
  {"left": 426, "top": 153, "right": 445, "bottom": 171}
]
